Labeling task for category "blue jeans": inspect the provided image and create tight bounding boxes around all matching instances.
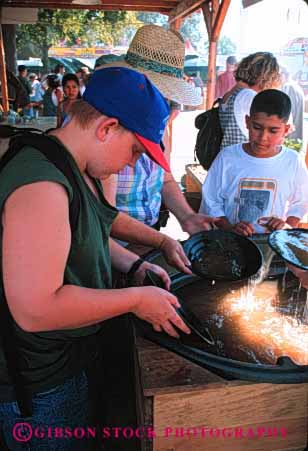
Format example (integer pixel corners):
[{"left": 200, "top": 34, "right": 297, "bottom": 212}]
[{"left": 0, "top": 372, "right": 94, "bottom": 450}]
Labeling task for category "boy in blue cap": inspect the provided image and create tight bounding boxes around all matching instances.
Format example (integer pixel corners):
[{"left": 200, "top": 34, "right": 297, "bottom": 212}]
[{"left": 0, "top": 67, "right": 191, "bottom": 450}]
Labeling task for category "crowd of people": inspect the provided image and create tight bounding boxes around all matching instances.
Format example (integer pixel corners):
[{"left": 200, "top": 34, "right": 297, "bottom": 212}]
[
  {"left": 0, "top": 24, "right": 307, "bottom": 451},
  {"left": 14, "top": 62, "right": 90, "bottom": 124}
]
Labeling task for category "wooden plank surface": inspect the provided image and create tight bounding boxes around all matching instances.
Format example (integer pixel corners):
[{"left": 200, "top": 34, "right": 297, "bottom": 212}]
[
  {"left": 153, "top": 383, "right": 308, "bottom": 451},
  {"left": 137, "top": 338, "right": 226, "bottom": 397},
  {"left": 185, "top": 164, "right": 207, "bottom": 192}
]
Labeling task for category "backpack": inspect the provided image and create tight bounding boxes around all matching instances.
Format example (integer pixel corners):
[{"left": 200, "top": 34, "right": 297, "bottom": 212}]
[
  {"left": 0, "top": 125, "right": 81, "bottom": 417},
  {"left": 194, "top": 98, "right": 223, "bottom": 170}
]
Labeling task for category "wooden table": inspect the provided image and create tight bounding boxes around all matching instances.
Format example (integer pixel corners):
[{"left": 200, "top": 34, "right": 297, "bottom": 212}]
[
  {"left": 136, "top": 337, "right": 308, "bottom": 451},
  {"left": 185, "top": 163, "right": 207, "bottom": 192}
]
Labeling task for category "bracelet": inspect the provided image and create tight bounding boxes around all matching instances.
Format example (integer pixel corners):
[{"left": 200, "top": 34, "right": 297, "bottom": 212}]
[{"left": 127, "top": 258, "right": 145, "bottom": 277}]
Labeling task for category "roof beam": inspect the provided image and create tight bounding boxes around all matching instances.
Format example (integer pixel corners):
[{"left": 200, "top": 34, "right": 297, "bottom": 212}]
[
  {"left": 242, "top": 0, "right": 263, "bottom": 7},
  {"left": 5, "top": 0, "right": 178, "bottom": 4},
  {"left": 2, "top": 1, "right": 172, "bottom": 10},
  {"left": 168, "top": 0, "right": 206, "bottom": 24}
]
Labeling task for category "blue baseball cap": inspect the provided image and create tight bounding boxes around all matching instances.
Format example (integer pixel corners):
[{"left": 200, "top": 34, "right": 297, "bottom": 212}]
[{"left": 83, "top": 67, "right": 171, "bottom": 172}]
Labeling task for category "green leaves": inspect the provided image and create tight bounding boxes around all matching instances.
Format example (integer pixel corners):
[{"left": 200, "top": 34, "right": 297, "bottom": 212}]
[{"left": 16, "top": 9, "right": 140, "bottom": 64}]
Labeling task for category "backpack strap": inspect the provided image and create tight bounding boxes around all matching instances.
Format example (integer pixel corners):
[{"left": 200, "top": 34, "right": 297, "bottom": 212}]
[
  {"left": 0, "top": 124, "right": 42, "bottom": 139},
  {"left": 0, "top": 130, "right": 81, "bottom": 417}
]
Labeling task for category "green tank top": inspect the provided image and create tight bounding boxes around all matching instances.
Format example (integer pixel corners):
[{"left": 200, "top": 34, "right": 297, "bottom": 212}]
[{"left": 0, "top": 140, "right": 118, "bottom": 400}]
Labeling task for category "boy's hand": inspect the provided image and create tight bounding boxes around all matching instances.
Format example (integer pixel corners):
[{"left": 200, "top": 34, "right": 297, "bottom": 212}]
[
  {"left": 131, "top": 286, "right": 191, "bottom": 338},
  {"left": 131, "top": 261, "right": 171, "bottom": 290},
  {"left": 258, "top": 216, "right": 291, "bottom": 231},
  {"left": 232, "top": 221, "right": 254, "bottom": 237}
]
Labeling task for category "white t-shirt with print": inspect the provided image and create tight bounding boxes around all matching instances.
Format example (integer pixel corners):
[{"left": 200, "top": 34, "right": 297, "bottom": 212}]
[{"left": 200, "top": 143, "right": 308, "bottom": 233}]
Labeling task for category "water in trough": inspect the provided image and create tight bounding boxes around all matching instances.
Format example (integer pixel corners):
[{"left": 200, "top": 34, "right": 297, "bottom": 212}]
[{"left": 174, "top": 269, "right": 308, "bottom": 366}]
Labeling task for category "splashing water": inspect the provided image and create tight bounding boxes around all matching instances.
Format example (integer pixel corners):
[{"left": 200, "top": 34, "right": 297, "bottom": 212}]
[{"left": 222, "top": 284, "right": 308, "bottom": 365}]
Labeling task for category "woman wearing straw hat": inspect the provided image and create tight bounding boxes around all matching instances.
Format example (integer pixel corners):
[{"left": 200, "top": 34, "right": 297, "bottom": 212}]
[{"left": 100, "top": 25, "right": 215, "bottom": 235}]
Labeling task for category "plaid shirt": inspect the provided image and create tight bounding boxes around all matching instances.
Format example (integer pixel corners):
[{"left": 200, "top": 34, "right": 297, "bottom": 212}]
[
  {"left": 116, "top": 154, "right": 164, "bottom": 226},
  {"left": 219, "top": 87, "right": 247, "bottom": 149}
]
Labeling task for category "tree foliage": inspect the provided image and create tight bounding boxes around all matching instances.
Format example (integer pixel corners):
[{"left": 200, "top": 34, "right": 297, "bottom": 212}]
[
  {"left": 16, "top": 8, "right": 237, "bottom": 67},
  {"left": 136, "top": 12, "right": 167, "bottom": 27},
  {"left": 16, "top": 9, "right": 140, "bottom": 67},
  {"left": 180, "top": 13, "right": 203, "bottom": 48},
  {"left": 217, "top": 36, "right": 236, "bottom": 55}
]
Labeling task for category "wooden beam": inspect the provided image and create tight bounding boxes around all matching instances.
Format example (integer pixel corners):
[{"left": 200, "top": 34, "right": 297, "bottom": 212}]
[
  {"left": 2, "top": 2, "right": 172, "bottom": 10},
  {"left": 0, "top": 24, "right": 9, "bottom": 113},
  {"left": 206, "top": 38, "right": 217, "bottom": 108},
  {"left": 2, "top": 0, "right": 176, "bottom": 6},
  {"left": 201, "top": 3, "right": 211, "bottom": 38},
  {"left": 242, "top": 0, "right": 263, "bottom": 7},
  {"left": 168, "top": 0, "right": 206, "bottom": 24},
  {"left": 203, "top": 0, "right": 231, "bottom": 109},
  {"left": 2, "top": 0, "right": 178, "bottom": 4},
  {"left": 169, "top": 17, "right": 182, "bottom": 30},
  {"left": 212, "top": 0, "right": 230, "bottom": 40}
]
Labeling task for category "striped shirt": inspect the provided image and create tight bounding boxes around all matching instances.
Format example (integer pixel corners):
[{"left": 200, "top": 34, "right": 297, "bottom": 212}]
[
  {"left": 219, "top": 87, "right": 254, "bottom": 149},
  {"left": 116, "top": 154, "right": 164, "bottom": 226}
]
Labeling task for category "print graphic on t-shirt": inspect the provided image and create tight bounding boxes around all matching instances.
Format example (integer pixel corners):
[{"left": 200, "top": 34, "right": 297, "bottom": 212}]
[{"left": 234, "top": 178, "right": 277, "bottom": 224}]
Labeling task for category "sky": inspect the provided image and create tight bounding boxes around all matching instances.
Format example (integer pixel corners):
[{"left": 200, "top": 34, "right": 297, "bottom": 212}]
[
  {"left": 193, "top": 0, "right": 308, "bottom": 72},
  {"left": 220, "top": 0, "right": 308, "bottom": 54}
]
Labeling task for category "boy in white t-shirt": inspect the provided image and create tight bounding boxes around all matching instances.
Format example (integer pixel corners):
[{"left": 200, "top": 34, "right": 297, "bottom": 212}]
[{"left": 200, "top": 89, "right": 308, "bottom": 237}]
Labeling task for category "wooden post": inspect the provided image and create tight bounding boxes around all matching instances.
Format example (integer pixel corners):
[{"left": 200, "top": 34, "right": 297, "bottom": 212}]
[
  {"left": 169, "top": 18, "right": 182, "bottom": 31},
  {"left": 202, "top": 0, "right": 231, "bottom": 109},
  {"left": 0, "top": 23, "right": 9, "bottom": 113},
  {"left": 207, "top": 39, "right": 217, "bottom": 109},
  {"left": 168, "top": 18, "right": 182, "bottom": 155}
]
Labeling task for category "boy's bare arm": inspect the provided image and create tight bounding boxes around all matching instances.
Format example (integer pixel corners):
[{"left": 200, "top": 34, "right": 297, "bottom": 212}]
[{"left": 2, "top": 182, "right": 189, "bottom": 338}]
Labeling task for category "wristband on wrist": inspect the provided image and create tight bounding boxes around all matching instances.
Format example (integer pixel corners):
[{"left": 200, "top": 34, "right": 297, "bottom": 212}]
[{"left": 127, "top": 258, "right": 145, "bottom": 277}]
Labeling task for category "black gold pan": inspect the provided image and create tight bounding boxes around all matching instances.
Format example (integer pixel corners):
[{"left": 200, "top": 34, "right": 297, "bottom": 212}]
[
  {"left": 182, "top": 230, "right": 263, "bottom": 281},
  {"left": 268, "top": 229, "right": 308, "bottom": 270}
]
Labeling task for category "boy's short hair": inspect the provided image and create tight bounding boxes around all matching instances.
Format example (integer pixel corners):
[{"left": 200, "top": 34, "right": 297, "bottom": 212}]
[
  {"left": 250, "top": 89, "right": 291, "bottom": 122},
  {"left": 68, "top": 99, "right": 103, "bottom": 129}
]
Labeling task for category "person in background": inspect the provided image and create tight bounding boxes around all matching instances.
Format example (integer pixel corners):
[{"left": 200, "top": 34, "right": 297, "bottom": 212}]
[
  {"left": 200, "top": 89, "right": 308, "bottom": 237},
  {"left": 215, "top": 55, "right": 237, "bottom": 99},
  {"left": 101, "top": 25, "right": 215, "bottom": 236},
  {"left": 57, "top": 73, "right": 81, "bottom": 127},
  {"left": 54, "top": 63, "right": 65, "bottom": 82},
  {"left": 16, "top": 65, "right": 32, "bottom": 115},
  {"left": 29, "top": 73, "right": 43, "bottom": 119},
  {"left": 219, "top": 52, "right": 280, "bottom": 150},
  {"left": 280, "top": 67, "right": 305, "bottom": 142},
  {"left": 42, "top": 74, "right": 62, "bottom": 117},
  {"left": 76, "top": 67, "right": 90, "bottom": 95}
]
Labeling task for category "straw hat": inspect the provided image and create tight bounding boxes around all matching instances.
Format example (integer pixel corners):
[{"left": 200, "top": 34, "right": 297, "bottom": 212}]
[{"left": 96, "top": 25, "right": 202, "bottom": 106}]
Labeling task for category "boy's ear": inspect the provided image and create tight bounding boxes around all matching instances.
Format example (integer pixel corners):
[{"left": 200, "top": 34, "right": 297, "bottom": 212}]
[
  {"left": 96, "top": 117, "right": 119, "bottom": 142},
  {"left": 284, "top": 123, "right": 291, "bottom": 136},
  {"left": 245, "top": 115, "right": 250, "bottom": 130}
]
